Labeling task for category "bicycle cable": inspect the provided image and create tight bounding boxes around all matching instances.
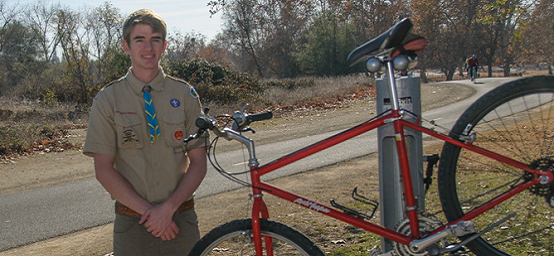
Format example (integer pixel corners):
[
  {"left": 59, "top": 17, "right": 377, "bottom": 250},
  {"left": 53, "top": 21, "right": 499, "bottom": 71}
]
[{"left": 206, "top": 115, "right": 257, "bottom": 188}]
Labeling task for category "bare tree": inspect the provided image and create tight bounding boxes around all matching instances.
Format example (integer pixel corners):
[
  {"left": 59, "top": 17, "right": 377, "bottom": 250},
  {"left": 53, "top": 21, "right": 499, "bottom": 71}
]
[
  {"left": 0, "top": 0, "right": 21, "bottom": 53},
  {"left": 84, "top": 1, "right": 122, "bottom": 60},
  {"left": 479, "top": 0, "right": 532, "bottom": 77},
  {"left": 223, "top": 0, "right": 265, "bottom": 77},
  {"left": 524, "top": 0, "right": 553, "bottom": 74},
  {"left": 83, "top": 2, "right": 122, "bottom": 85},
  {"left": 166, "top": 30, "right": 207, "bottom": 61},
  {"left": 56, "top": 7, "right": 93, "bottom": 103},
  {"left": 25, "top": 0, "right": 63, "bottom": 63}
]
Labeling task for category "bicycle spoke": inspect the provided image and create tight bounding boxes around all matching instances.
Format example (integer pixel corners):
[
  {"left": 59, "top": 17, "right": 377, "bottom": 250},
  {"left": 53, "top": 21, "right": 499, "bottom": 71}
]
[{"left": 439, "top": 76, "right": 554, "bottom": 255}]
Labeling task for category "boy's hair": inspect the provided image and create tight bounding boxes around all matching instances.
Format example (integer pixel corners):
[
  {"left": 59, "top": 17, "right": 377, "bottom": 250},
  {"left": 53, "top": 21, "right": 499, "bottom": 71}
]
[{"left": 123, "top": 9, "right": 167, "bottom": 45}]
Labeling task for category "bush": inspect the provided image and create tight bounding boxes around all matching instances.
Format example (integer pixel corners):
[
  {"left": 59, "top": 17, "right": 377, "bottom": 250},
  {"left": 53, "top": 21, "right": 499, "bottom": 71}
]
[{"left": 165, "top": 58, "right": 264, "bottom": 105}]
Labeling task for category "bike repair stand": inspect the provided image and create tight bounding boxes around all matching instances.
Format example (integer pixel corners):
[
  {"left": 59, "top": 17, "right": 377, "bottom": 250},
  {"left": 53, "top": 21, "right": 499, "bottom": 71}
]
[{"left": 376, "top": 74, "right": 425, "bottom": 251}]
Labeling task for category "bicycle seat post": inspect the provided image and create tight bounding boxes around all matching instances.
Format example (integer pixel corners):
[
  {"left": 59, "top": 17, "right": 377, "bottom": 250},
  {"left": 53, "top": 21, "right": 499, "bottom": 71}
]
[{"left": 384, "top": 58, "right": 400, "bottom": 112}]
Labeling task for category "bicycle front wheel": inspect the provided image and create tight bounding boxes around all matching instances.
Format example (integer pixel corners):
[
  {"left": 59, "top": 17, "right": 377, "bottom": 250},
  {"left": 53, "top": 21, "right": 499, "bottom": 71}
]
[
  {"left": 188, "top": 218, "right": 324, "bottom": 256},
  {"left": 438, "top": 76, "right": 554, "bottom": 256}
]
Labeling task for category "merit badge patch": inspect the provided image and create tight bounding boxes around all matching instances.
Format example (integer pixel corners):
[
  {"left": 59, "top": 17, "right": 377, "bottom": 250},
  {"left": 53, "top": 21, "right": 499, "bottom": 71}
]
[
  {"left": 174, "top": 130, "right": 184, "bottom": 141},
  {"left": 190, "top": 87, "right": 198, "bottom": 98},
  {"left": 122, "top": 126, "right": 139, "bottom": 147},
  {"left": 170, "top": 98, "right": 180, "bottom": 108}
]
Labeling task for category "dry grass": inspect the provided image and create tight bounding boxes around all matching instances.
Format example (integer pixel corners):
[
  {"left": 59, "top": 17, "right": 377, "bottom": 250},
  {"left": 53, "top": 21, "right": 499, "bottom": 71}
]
[
  {"left": 204, "top": 75, "right": 374, "bottom": 118},
  {"left": 0, "top": 97, "right": 88, "bottom": 159},
  {"left": 262, "top": 75, "right": 373, "bottom": 106}
]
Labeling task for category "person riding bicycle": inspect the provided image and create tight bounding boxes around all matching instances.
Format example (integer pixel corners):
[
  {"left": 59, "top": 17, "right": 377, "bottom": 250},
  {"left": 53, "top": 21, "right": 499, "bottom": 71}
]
[{"left": 466, "top": 55, "right": 479, "bottom": 81}]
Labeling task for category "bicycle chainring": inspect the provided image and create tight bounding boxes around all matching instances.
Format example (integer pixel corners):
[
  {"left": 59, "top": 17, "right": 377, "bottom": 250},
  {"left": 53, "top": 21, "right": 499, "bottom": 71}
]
[{"left": 393, "top": 212, "right": 443, "bottom": 256}]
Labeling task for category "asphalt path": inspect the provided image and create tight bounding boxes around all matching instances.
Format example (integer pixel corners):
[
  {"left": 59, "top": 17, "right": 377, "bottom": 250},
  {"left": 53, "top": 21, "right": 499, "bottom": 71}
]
[{"left": 0, "top": 77, "right": 517, "bottom": 251}]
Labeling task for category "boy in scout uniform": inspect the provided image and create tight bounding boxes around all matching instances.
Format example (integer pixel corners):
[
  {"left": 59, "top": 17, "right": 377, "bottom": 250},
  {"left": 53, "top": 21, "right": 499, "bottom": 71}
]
[{"left": 83, "top": 9, "right": 208, "bottom": 255}]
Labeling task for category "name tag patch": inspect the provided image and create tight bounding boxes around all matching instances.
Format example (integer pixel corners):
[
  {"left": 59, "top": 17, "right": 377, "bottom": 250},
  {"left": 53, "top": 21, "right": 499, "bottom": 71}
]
[{"left": 173, "top": 146, "right": 184, "bottom": 154}]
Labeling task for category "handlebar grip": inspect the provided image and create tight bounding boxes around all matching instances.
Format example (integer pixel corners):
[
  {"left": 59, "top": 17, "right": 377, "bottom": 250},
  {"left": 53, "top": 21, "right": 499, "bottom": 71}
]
[
  {"left": 195, "top": 116, "right": 214, "bottom": 130},
  {"left": 249, "top": 111, "right": 273, "bottom": 122}
]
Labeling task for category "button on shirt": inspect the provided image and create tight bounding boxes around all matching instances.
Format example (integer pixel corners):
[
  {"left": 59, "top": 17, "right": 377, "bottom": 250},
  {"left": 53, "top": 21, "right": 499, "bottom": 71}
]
[{"left": 83, "top": 67, "right": 207, "bottom": 203}]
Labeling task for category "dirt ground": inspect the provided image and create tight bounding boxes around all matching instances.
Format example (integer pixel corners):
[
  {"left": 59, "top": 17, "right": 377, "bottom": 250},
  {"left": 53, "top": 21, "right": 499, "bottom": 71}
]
[{"left": 0, "top": 82, "right": 474, "bottom": 256}]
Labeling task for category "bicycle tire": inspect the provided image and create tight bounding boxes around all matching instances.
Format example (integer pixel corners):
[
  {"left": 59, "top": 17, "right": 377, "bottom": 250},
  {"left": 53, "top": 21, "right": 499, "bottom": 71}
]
[
  {"left": 438, "top": 76, "right": 554, "bottom": 255},
  {"left": 188, "top": 218, "right": 325, "bottom": 256}
]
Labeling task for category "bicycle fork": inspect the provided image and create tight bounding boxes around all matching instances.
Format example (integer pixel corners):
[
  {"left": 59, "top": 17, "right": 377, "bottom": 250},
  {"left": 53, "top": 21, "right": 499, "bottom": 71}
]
[{"left": 250, "top": 165, "right": 274, "bottom": 256}]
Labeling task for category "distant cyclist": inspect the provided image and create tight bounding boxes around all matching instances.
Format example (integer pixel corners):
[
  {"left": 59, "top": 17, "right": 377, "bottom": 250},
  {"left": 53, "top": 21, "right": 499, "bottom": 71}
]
[{"left": 466, "top": 55, "right": 479, "bottom": 81}]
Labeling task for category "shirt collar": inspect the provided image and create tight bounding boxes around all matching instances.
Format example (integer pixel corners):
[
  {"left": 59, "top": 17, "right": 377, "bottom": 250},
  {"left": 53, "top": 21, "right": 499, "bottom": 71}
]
[{"left": 125, "top": 67, "right": 166, "bottom": 95}]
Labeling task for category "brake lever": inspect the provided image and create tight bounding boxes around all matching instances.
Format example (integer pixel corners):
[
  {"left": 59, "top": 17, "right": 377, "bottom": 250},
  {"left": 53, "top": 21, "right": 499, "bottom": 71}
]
[
  {"left": 231, "top": 104, "right": 250, "bottom": 132},
  {"left": 183, "top": 129, "right": 205, "bottom": 143},
  {"left": 242, "top": 127, "right": 256, "bottom": 134}
]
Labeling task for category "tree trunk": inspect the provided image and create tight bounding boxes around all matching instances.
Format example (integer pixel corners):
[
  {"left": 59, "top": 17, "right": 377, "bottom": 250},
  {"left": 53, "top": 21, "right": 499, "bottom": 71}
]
[
  {"left": 503, "top": 61, "right": 510, "bottom": 77},
  {"left": 420, "top": 68, "right": 428, "bottom": 83}
]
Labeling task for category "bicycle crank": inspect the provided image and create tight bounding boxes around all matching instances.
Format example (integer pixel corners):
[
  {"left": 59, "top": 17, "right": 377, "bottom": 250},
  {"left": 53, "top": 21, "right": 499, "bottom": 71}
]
[{"left": 393, "top": 213, "right": 444, "bottom": 256}]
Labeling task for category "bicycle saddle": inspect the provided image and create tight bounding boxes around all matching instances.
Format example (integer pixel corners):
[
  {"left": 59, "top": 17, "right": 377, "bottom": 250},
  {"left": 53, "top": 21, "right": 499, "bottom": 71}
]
[{"left": 347, "top": 18, "right": 426, "bottom": 66}]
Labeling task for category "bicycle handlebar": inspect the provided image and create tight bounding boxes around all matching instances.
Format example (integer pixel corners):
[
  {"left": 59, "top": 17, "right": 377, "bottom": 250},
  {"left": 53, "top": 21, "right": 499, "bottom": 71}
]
[{"left": 184, "top": 105, "right": 273, "bottom": 144}]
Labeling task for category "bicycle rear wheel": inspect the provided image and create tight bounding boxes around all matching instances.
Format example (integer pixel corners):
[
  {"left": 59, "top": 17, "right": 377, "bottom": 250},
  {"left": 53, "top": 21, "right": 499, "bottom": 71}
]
[
  {"left": 188, "top": 218, "right": 324, "bottom": 256},
  {"left": 438, "top": 76, "right": 554, "bottom": 256}
]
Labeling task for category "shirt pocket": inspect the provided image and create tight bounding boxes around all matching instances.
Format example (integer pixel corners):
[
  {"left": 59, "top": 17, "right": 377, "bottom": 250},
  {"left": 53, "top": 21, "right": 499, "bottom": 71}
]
[
  {"left": 114, "top": 114, "right": 144, "bottom": 149},
  {"left": 163, "top": 112, "right": 186, "bottom": 147}
]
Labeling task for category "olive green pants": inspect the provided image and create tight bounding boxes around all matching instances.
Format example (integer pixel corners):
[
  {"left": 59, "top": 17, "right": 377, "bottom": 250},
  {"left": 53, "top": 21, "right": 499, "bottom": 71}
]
[{"left": 113, "top": 208, "right": 200, "bottom": 256}]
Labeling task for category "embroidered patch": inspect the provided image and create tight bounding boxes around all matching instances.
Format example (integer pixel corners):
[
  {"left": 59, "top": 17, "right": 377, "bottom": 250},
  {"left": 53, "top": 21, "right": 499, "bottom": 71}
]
[
  {"left": 174, "top": 130, "right": 183, "bottom": 141},
  {"left": 170, "top": 98, "right": 180, "bottom": 108},
  {"left": 173, "top": 146, "right": 184, "bottom": 154},
  {"left": 190, "top": 87, "right": 198, "bottom": 98},
  {"left": 122, "top": 127, "right": 139, "bottom": 144}
]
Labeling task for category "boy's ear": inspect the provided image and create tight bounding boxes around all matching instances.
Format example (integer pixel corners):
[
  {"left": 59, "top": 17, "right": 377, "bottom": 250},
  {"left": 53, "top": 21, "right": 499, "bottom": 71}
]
[{"left": 122, "top": 40, "right": 131, "bottom": 55}]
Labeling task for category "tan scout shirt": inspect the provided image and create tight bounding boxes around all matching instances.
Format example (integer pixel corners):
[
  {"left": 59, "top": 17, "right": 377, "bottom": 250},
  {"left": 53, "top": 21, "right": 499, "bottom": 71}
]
[{"left": 83, "top": 67, "right": 207, "bottom": 204}]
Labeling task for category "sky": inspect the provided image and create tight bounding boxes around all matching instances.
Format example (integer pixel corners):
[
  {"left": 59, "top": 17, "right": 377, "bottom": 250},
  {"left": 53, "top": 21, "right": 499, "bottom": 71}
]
[{"left": 18, "top": 0, "right": 225, "bottom": 41}]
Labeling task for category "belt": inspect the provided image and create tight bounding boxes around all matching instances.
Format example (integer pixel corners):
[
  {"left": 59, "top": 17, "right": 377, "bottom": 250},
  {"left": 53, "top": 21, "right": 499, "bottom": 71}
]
[{"left": 115, "top": 199, "right": 194, "bottom": 217}]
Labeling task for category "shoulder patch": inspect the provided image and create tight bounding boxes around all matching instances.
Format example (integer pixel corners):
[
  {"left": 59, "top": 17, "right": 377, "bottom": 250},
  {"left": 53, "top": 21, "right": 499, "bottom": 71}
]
[
  {"left": 190, "top": 87, "right": 199, "bottom": 98},
  {"left": 167, "top": 75, "right": 199, "bottom": 98}
]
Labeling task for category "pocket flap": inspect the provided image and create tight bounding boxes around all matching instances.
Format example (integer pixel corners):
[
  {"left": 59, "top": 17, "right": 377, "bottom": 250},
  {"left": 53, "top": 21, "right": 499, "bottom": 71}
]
[
  {"left": 114, "top": 114, "right": 142, "bottom": 126},
  {"left": 163, "top": 112, "right": 185, "bottom": 124}
]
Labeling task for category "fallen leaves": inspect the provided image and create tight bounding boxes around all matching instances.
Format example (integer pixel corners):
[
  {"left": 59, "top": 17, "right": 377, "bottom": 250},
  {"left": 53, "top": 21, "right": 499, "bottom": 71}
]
[{"left": 1, "top": 127, "right": 84, "bottom": 164}]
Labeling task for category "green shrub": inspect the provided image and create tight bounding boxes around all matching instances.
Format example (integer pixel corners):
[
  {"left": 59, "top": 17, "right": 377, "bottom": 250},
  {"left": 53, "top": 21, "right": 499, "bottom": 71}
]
[
  {"left": 0, "top": 127, "right": 25, "bottom": 155},
  {"left": 166, "top": 58, "right": 264, "bottom": 105}
]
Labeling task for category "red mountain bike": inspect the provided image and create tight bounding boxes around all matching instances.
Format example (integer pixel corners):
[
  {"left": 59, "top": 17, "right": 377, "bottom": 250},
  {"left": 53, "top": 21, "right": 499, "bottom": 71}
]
[{"left": 187, "top": 18, "right": 554, "bottom": 256}]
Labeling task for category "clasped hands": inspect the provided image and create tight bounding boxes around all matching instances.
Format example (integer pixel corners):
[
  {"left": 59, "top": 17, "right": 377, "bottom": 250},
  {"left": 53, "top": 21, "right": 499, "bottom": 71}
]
[{"left": 139, "top": 203, "right": 179, "bottom": 241}]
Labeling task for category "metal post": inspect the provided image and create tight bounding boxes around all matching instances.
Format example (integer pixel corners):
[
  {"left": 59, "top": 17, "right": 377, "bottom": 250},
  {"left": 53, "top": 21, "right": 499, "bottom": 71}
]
[{"left": 376, "top": 73, "right": 424, "bottom": 252}]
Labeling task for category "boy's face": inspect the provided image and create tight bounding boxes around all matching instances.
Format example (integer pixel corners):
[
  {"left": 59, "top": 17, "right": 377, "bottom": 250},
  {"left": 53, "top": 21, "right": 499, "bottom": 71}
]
[{"left": 123, "top": 23, "right": 167, "bottom": 72}]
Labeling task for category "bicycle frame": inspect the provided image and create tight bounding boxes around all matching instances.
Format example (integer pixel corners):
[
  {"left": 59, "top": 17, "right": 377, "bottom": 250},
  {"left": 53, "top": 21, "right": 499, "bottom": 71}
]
[{"left": 223, "top": 61, "right": 551, "bottom": 255}]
